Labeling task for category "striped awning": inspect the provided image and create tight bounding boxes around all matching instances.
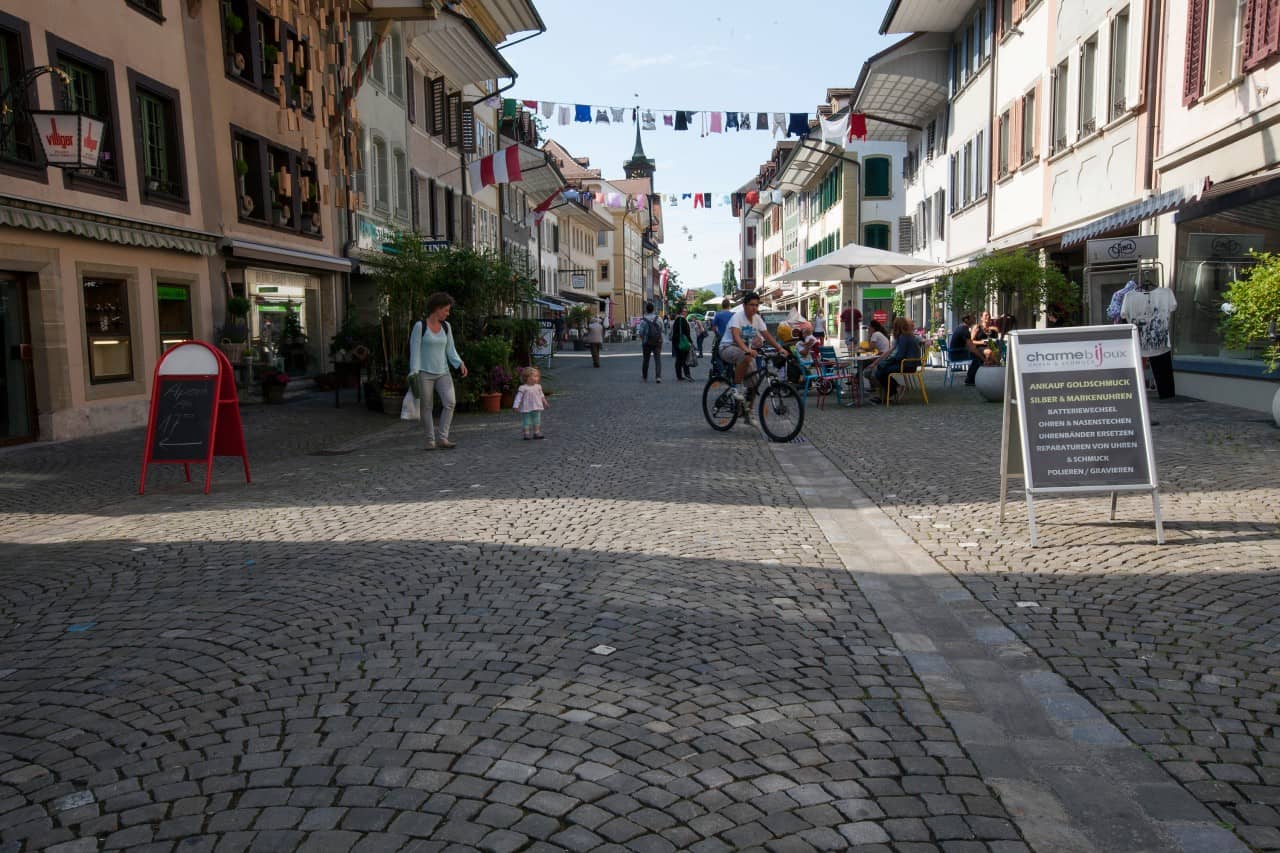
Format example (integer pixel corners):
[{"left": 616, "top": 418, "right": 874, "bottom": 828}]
[
  {"left": 0, "top": 199, "right": 219, "bottom": 255},
  {"left": 1060, "top": 187, "right": 1187, "bottom": 248}
]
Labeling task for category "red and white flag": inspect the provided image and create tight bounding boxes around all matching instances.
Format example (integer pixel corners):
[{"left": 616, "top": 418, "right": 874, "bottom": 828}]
[{"left": 468, "top": 146, "right": 523, "bottom": 191}]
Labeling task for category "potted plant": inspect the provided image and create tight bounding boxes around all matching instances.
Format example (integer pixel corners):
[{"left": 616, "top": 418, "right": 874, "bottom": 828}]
[
  {"left": 262, "top": 44, "right": 279, "bottom": 68},
  {"left": 260, "top": 368, "right": 289, "bottom": 404},
  {"left": 381, "top": 373, "right": 408, "bottom": 415},
  {"left": 492, "top": 364, "right": 517, "bottom": 409},
  {"left": 224, "top": 10, "right": 246, "bottom": 72},
  {"left": 1220, "top": 252, "right": 1280, "bottom": 426}
]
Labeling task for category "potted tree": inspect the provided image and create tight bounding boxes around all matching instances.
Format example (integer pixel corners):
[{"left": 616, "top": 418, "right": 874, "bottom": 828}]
[
  {"left": 260, "top": 367, "right": 289, "bottom": 404},
  {"left": 1220, "top": 252, "right": 1280, "bottom": 426},
  {"left": 936, "top": 250, "right": 1077, "bottom": 402}
]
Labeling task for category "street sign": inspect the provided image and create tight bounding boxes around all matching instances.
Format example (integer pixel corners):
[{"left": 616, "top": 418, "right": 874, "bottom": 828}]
[{"left": 998, "top": 325, "right": 1163, "bottom": 546}]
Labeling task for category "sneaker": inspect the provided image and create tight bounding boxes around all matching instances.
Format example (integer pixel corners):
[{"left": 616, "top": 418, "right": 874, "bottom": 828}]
[
  {"left": 423, "top": 441, "right": 437, "bottom": 451},
  {"left": 533, "top": 434, "right": 545, "bottom": 440},
  {"left": 438, "top": 438, "right": 456, "bottom": 449}
]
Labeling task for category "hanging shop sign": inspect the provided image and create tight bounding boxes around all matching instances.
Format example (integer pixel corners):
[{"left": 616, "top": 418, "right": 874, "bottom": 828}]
[
  {"left": 998, "top": 325, "right": 1162, "bottom": 547},
  {"left": 30, "top": 111, "right": 106, "bottom": 169},
  {"left": 1085, "top": 235, "right": 1158, "bottom": 265},
  {"left": 139, "top": 341, "right": 251, "bottom": 495},
  {"left": 571, "top": 273, "right": 587, "bottom": 290}
]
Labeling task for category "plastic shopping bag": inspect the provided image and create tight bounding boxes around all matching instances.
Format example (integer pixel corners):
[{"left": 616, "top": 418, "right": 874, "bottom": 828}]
[{"left": 400, "top": 389, "right": 420, "bottom": 421}]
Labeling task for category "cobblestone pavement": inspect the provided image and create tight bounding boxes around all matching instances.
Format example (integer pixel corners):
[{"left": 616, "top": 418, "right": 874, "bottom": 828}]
[
  {"left": 0, "top": 345, "right": 1274, "bottom": 852},
  {"left": 1, "top": 349, "right": 1031, "bottom": 852},
  {"left": 799, "top": 370, "right": 1280, "bottom": 850}
]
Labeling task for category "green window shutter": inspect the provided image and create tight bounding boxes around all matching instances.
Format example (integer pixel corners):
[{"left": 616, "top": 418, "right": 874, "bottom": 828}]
[
  {"left": 866, "top": 158, "right": 890, "bottom": 198},
  {"left": 139, "top": 93, "right": 168, "bottom": 186}
]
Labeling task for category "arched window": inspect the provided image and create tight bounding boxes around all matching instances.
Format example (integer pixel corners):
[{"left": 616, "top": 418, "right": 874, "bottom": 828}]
[
  {"left": 864, "top": 222, "right": 891, "bottom": 250},
  {"left": 864, "top": 156, "right": 892, "bottom": 199},
  {"left": 372, "top": 136, "right": 389, "bottom": 211}
]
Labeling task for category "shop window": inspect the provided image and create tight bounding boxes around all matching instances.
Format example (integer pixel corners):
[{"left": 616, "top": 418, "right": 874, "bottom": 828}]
[
  {"left": 157, "top": 283, "right": 192, "bottom": 351},
  {"left": 864, "top": 156, "right": 891, "bottom": 199},
  {"left": 864, "top": 223, "right": 890, "bottom": 250},
  {"left": 129, "top": 71, "right": 187, "bottom": 207},
  {"left": 49, "top": 37, "right": 123, "bottom": 194},
  {"left": 84, "top": 278, "right": 133, "bottom": 383},
  {"left": 0, "top": 16, "right": 40, "bottom": 173}
]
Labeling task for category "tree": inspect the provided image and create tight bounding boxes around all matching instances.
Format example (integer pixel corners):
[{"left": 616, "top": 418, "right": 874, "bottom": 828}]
[
  {"left": 722, "top": 260, "right": 737, "bottom": 294},
  {"left": 1221, "top": 252, "right": 1280, "bottom": 372},
  {"left": 658, "top": 258, "right": 685, "bottom": 316},
  {"left": 934, "top": 249, "right": 1078, "bottom": 324}
]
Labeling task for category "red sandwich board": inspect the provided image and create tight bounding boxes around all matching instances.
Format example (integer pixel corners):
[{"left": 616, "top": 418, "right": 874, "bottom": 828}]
[{"left": 139, "top": 341, "right": 251, "bottom": 495}]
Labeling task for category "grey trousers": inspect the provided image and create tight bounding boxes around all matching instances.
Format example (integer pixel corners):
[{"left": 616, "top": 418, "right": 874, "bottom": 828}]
[{"left": 418, "top": 371, "right": 455, "bottom": 442}]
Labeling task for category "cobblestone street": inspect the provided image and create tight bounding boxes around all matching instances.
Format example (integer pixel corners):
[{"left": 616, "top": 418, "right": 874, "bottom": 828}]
[{"left": 0, "top": 348, "right": 1276, "bottom": 852}]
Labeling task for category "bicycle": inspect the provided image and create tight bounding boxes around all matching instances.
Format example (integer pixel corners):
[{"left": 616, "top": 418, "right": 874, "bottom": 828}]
[{"left": 702, "top": 345, "right": 805, "bottom": 442}]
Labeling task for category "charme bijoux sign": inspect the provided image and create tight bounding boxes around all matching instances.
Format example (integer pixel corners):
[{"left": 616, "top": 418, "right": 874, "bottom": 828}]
[
  {"left": 998, "top": 325, "right": 1164, "bottom": 547},
  {"left": 29, "top": 111, "right": 105, "bottom": 169}
]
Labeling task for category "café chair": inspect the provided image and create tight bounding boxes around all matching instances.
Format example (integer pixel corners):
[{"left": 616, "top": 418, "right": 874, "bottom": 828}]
[
  {"left": 886, "top": 355, "right": 929, "bottom": 407},
  {"left": 942, "top": 347, "right": 973, "bottom": 387}
]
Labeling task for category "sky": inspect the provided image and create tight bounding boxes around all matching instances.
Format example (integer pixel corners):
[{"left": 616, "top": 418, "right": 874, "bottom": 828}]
[{"left": 502, "top": 0, "right": 897, "bottom": 292}]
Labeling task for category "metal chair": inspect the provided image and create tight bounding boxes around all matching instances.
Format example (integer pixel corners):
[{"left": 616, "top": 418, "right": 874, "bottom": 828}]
[
  {"left": 886, "top": 355, "right": 928, "bottom": 407},
  {"left": 942, "top": 347, "right": 973, "bottom": 387}
]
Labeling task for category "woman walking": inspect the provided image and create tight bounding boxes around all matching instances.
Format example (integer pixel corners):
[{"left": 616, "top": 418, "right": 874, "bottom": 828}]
[
  {"left": 408, "top": 292, "right": 469, "bottom": 450},
  {"left": 671, "top": 307, "right": 694, "bottom": 381}
]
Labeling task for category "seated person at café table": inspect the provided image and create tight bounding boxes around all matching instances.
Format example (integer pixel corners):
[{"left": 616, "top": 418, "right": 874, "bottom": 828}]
[
  {"left": 867, "top": 319, "right": 892, "bottom": 357},
  {"left": 950, "top": 314, "right": 995, "bottom": 387},
  {"left": 871, "top": 317, "right": 922, "bottom": 404}
]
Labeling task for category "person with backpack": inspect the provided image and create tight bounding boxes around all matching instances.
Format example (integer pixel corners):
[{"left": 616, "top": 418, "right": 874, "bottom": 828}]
[{"left": 640, "top": 302, "right": 664, "bottom": 383}]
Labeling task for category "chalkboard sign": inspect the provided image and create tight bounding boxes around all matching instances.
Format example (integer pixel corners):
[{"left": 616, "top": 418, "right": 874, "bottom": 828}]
[
  {"left": 149, "top": 377, "right": 216, "bottom": 461},
  {"left": 139, "top": 341, "right": 250, "bottom": 495}
]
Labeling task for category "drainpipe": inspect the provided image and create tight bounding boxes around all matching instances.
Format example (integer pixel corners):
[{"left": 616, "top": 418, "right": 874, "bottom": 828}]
[
  {"left": 985, "top": 17, "right": 999, "bottom": 248},
  {"left": 1142, "top": 0, "right": 1162, "bottom": 194}
]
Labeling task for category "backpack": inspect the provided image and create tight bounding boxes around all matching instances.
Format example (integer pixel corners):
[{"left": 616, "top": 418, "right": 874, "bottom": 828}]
[{"left": 641, "top": 316, "right": 662, "bottom": 346}]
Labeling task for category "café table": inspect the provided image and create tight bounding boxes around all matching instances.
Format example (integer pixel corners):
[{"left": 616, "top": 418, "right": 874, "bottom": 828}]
[{"left": 836, "top": 352, "right": 881, "bottom": 407}]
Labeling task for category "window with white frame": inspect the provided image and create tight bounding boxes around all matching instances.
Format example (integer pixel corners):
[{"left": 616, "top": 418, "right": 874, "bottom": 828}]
[
  {"left": 1021, "top": 87, "right": 1037, "bottom": 163},
  {"left": 1051, "top": 59, "right": 1070, "bottom": 153},
  {"left": 997, "top": 109, "right": 1011, "bottom": 178},
  {"left": 370, "top": 28, "right": 385, "bottom": 87},
  {"left": 372, "top": 136, "right": 389, "bottom": 211},
  {"left": 1109, "top": 6, "right": 1129, "bottom": 120},
  {"left": 1205, "top": 0, "right": 1246, "bottom": 93},
  {"left": 971, "top": 5, "right": 986, "bottom": 71},
  {"left": 962, "top": 141, "right": 972, "bottom": 206},
  {"left": 389, "top": 30, "right": 404, "bottom": 100},
  {"left": 1079, "top": 35, "right": 1098, "bottom": 136},
  {"left": 393, "top": 148, "right": 408, "bottom": 217}
]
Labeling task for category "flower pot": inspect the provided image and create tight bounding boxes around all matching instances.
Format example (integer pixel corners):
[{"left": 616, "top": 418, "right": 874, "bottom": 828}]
[
  {"left": 479, "top": 391, "right": 502, "bottom": 413},
  {"left": 262, "top": 384, "right": 285, "bottom": 404},
  {"left": 233, "top": 53, "right": 246, "bottom": 72},
  {"left": 381, "top": 391, "right": 406, "bottom": 416},
  {"left": 500, "top": 391, "right": 516, "bottom": 409},
  {"left": 974, "top": 365, "right": 1005, "bottom": 403}
]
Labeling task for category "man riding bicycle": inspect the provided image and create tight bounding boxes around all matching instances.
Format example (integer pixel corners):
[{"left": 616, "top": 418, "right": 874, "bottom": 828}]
[{"left": 719, "top": 291, "right": 783, "bottom": 401}]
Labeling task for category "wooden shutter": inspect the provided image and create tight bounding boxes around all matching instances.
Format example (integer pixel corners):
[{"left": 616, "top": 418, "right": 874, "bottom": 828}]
[
  {"left": 1011, "top": 97, "right": 1023, "bottom": 168},
  {"left": 898, "top": 216, "right": 914, "bottom": 252},
  {"left": 1266, "top": 0, "right": 1280, "bottom": 60},
  {"left": 1012, "top": 0, "right": 1025, "bottom": 23},
  {"left": 1032, "top": 81, "right": 1042, "bottom": 159},
  {"left": 461, "top": 199, "right": 473, "bottom": 247},
  {"left": 1243, "top": 0, "right": 1280, "bottom": 71},
  {"left": 446, "top": 92, "right": 461, "bottom": 148},
  {"left": 406, "top": 61, "right": 416, "bottom": 124},
  {"left": 409, "top": 169, "right": 419, "bottom": 232},
  {"left": 429, "top": 77, "right": 446, "bottom": 135},
  {"left": 992, "top": 114, "right": 1002, "bottom": 180},
  {"left": 1184, "top": 0, "right": 1208, "bottom": 104},
  {"left": 461, "top": 103, "right": 475, "bottom": 153}
]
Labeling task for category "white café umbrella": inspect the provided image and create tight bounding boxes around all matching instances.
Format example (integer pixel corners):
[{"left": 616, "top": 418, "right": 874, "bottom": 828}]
[{"left": 770, "top": 243, "right": 937, "bottom": 284}]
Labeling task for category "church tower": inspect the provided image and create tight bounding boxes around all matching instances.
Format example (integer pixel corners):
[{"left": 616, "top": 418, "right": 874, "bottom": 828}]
[{"left": 623, "top": 115, "right": 655, "bottom": 182}]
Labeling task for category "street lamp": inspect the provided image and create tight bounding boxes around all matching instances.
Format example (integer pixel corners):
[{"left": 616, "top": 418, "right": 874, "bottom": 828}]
[{"left": 1, "top": 65, "right": 105, "bottom": 170}]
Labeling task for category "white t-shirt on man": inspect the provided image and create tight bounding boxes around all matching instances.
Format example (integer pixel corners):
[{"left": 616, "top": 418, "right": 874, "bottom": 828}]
[{"left": 720, "top": 308, "right": 768, "bottom": 351}]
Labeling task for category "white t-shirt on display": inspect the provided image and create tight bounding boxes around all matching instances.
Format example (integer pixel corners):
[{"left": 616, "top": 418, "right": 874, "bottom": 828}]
[
  {"left": 720, "top": 308, "right": 768, "bottom": 351},
  {"left": 1120, "top": 287, "right": 1177, "bottom": 357}
]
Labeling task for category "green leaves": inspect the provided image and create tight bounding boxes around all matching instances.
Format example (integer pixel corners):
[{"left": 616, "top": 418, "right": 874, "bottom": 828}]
[
  {"left": 1220, "top": 252, "right": 1280, "bottom": 373},
  {"left": 935, "top": 249, "right": 1078, "bottom": 321}
]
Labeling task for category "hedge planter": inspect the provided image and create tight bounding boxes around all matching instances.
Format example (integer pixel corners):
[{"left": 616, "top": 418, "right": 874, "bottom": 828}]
[{"left": 974, "top": 365, "right": 1005, "bottom": 402}]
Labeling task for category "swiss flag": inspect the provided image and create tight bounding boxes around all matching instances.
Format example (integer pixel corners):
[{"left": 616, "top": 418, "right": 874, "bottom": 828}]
[{"left": 468, "top": 146, "right": 523, "bottom": 191}]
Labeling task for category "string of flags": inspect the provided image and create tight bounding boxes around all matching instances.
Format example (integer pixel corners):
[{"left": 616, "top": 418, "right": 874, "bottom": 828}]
[{"left": 496, "top": 98, "right": 869, "bottom": 142}]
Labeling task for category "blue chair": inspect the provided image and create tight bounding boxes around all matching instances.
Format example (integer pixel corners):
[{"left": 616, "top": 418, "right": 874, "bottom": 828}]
[
  {"left": 799, "top": 347, "right": 845, "bottom": 407},
  {"left": 942, "top": 347, "right": 973, "bottom": 387}
]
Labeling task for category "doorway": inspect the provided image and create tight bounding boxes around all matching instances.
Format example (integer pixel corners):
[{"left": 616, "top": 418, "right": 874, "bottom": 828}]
[{"left": 0, "top": 275, "right": 37, "bottom": 445}]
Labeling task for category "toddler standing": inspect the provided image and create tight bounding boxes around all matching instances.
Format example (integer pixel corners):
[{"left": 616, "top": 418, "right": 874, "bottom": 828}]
[{"left": 512, "top": 367, "right": 548, "bottom": 440}]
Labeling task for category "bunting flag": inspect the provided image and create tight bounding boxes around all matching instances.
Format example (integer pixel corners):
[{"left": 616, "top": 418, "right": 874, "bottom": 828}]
[
  {"left": 468, "top": 146, "right": 523, "bottom": 191},
  {"left": 501, "top": 98, "right": 868, "bottom": 142},
  {"left": 531, "top": 189, "right": 561, "bottom": 227}
]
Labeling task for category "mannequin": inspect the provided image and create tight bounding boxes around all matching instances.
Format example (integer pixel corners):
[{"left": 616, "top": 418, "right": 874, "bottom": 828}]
[{"left": 1120, "top": 270, "right": 1177, "bottom": 399}]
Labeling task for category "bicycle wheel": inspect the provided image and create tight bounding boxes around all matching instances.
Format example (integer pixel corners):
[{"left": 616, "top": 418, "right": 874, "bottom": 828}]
[
  {"left": 758, "top": 382, "right": 804, "bottom": 443},
  {"left": 703, "top": 376, "right": 739, "bottom": 431}
]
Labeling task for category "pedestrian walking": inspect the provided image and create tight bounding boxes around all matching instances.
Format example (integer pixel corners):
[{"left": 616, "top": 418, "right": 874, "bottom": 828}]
[
  {"left": 671, "top": 306, "right": 694, "bottom": 381},
  {"left": 695, "top": 317, "right": 709, "bottom": 356},
  {"left": 840, "top": 300, "right": 862, "bottom": 355},
  {"left": 640, "top": 302, "right": 664, "bottom": 383},
  {"left": 408, "top": 292, "right": 469, "bottom": 450},
  {"left": 812, "top": 310, "right": 826, "bottom": 346},
  {"left": 584, "top": 315, "right": 604, "bottom": 367},
  {"left": 512, "top": 366, "right": 549, "bottom": 440}
]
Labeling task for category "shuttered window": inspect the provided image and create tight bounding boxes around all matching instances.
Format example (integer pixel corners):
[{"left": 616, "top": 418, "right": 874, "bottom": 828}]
[
  {"left": 406, "top": 60, "right": 416, "bottom": 124},
  {"left": 409, "top": 168, "right": 419, "bottom": 232},
  {"left": 429, "top": 76, "right": 445, "bottom": 135},
  {"left": 1242, "top": 0, "right": 1280, "bottom": 72},
  {"left": 1185, "top": 0, "right": 1209, "bottom": 104},
  {"left": 461, "top": 103, "right": 475, "bottom": 153},
  {"left": 446, "top": 91, "right": 460, "bottom": 148}
]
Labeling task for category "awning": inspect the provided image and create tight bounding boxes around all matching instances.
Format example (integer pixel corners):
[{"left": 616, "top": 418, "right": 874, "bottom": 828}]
[
  {"left": 881, "top": 0, "right": 979, "bottom": 34},
  {"left": 1174, "top": 168, "right": 1280, "bottom": 227},
  {"left": 852, "top": 33, "right": 950, "bottom": 142},
  {"left": 350, "top": 0, "right": 436, "bottom": 20},
  {"left": 533, "top": 297, "right": 565, "bottom": 312},
  {"left": 224, "top": 239, "right": 353, "bottom": 273},
  {"left": 515, "top": 144, "right": 567, "bottom": 201},
  {"left": 408, "top": 7, "right": 515, "bottom": 89},
  {"left": 1061, "top": 187, "right": 1188, "bottom": 247},
  {"left": 483, "top": 0, "right": 545, "bottom": 45},
  {"left": 0, "top": 198, "right": 218, "bottom": 256},
  {"left": 775, "top": 141, "right": 842, "bottom": 192}
]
